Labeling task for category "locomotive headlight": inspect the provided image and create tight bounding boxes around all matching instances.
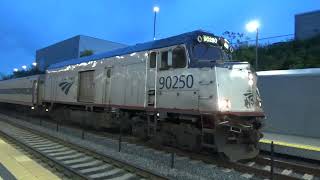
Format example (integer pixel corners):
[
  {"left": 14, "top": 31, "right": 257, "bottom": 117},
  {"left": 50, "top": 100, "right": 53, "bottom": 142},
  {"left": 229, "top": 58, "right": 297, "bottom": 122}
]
[
  {"left": 218, "top": 98, "right": 231, "bottom": 110},
  {"left": 248, "top": 79, "right": 254, "bottom": 86},
  {"left": 223, "top": 42, "right": 229, "bottom": 50},
  {"left": 248, "top": 73, "right": 254, "bottom": 80},
  {"left": 248, "top": 72, "right": 254, "bottom": 86}
]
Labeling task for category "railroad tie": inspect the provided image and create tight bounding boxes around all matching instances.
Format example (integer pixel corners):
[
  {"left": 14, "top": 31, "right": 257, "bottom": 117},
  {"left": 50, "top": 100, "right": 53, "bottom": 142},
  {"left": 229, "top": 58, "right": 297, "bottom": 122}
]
[
  {"left": 241, "top": 173, "right": 254, "bottom": 179},
  {"left": 54, "top": 153, "right": 84, "bottom": 160},
  {"left": 222, "top": 168, "right": 232, "bottom": 173},
  {"left": 246, "top": 162, "right": 255, "bottom": 167},
  {"left": 263, "top": 165, "right": 271, "bottom": 171},
  {"left": 79, "top": 164, "right": 112, "bottom": 174},
  {"left": 70, "top": 160, "right": 102, "bottom": 169},
  {"left": 281, "top": 169, "right": 293, "bottom": 176},
  {"left": 302, "top": 173, "right": 314, "bottom": 180},
  {"left": 88, "top": 168, "right": 123, "bottom": 179}
]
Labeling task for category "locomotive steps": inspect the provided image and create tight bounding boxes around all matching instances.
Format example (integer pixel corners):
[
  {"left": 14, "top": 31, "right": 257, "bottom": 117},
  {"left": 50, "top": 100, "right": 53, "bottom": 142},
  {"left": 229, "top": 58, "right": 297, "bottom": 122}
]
[{"left": 0, "top": 113, "right": 319, "bottom": 179}]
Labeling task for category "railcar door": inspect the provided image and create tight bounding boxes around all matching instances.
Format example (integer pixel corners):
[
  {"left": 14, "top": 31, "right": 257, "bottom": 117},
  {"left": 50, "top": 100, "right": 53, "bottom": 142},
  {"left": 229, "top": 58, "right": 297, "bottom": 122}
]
[
  {"left": 45, "top": 75, "right": 55, "bottom": 102},
  {"left": 104, "top": 67, "right": 112, "bottom": 104},
  {"left": 31, "top": 79, "right": 38, "bottom": 105},
  {"left": 78, "top": 70, "right": 95, "bottom": 103},
  {"left": 146, "top": 51, "right": 158, "bottom": 107}
]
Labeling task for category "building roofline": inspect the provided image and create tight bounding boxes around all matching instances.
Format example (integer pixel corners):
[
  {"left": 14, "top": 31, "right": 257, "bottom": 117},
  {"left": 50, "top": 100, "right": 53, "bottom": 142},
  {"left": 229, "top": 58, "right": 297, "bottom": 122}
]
[
  {"left": 78, "top": 34, "right": 127, "bottom": 46},
  {"left": 37, "top": 34, "right": 127, "bottom": 52},
  {"left": 295, "top": 9, "right": 320, "bottom": 17},
  {"left": 36, "top": 35, "right": 81, "bottom": 52}
]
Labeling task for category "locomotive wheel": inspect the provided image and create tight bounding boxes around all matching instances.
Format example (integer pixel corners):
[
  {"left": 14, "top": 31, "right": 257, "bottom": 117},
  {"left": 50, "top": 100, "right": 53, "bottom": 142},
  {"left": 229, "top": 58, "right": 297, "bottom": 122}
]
[{"left": 214, "top": 126, "right": 259, "bottom": 161}]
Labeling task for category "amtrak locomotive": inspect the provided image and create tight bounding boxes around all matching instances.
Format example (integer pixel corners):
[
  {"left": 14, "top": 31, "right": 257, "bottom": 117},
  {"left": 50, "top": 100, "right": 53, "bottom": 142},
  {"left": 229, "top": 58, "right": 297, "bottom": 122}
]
[{"left": 0, "top": 30, "right": 264, "bottom": 161}]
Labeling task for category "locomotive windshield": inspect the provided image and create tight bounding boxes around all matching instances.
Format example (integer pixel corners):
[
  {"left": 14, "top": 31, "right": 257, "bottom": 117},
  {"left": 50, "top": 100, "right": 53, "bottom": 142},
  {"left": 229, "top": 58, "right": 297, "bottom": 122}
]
[
  {"left": 192, "top": 43, "right": 229, "bottom": 61},
  {"left": 189, "top": 35, "right": 232, "bottom": 66}
]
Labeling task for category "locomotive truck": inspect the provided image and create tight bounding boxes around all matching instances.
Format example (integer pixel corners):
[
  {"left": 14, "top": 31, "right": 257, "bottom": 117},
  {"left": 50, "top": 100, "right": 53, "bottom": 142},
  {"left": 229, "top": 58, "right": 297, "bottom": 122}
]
[{"left": 0, "top": 30, "right": 264, "bottom": 161}]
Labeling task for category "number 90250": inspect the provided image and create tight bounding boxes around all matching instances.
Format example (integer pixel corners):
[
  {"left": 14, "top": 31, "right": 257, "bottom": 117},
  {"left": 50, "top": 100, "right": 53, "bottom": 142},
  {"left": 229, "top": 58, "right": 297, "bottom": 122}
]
[{"left": 159, "top": 75, "right": 193, "bottom": 89}]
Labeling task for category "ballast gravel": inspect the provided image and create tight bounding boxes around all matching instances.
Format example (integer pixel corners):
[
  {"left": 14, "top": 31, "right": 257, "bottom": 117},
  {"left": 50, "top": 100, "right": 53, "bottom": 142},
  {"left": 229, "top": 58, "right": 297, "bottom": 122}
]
[{"left": 0, "top": 114, "right": 261, "bottom": 180}]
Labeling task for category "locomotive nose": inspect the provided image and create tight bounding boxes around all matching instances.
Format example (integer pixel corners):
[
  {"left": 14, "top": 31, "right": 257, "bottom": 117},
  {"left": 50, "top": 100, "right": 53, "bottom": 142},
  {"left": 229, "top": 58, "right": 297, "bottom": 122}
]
[
  {"left": 215, "top": 62, "right": 263, "bottom": 113},
  {"left": 215, "top": 126, "right": 260, "bottom": 161}
]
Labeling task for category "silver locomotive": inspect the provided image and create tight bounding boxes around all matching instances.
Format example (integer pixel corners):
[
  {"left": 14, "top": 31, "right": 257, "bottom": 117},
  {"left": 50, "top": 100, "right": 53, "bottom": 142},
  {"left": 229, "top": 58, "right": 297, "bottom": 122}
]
[{"left": 0, "top": 30, "right": 264, "bottom": 161}]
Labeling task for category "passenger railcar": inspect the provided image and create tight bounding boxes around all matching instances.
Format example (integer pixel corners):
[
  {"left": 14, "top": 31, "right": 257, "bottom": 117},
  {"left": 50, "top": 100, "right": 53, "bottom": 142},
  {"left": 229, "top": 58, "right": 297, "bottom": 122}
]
[
  {"left": 0, "top": 75, "right": 44, "bottom": 106},
  {"left": 0, "top": 30, "right": 264, "bottom": 161}
]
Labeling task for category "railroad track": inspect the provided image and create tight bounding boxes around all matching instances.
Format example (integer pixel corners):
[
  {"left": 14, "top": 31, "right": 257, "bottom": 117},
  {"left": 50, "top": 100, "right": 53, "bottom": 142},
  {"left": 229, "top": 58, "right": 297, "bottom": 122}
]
[
  {"left": 243, "top": 154, "right": 320, "bottom": 180},
  {"left": 1, "top": 111, "right": 320, "bottom": 180},
  {"left": 173, "top": 150, "right": 320, "bottom": 180},
  {"left": 0, "top": 120, "right": 166, "bottom": 180}
]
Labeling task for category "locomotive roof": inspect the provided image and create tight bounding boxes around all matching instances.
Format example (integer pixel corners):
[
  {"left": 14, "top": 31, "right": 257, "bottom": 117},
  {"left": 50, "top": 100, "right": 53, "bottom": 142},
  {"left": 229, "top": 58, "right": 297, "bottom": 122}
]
[{"left": 48, "top": 30, "right": 215, "bottom": 70}]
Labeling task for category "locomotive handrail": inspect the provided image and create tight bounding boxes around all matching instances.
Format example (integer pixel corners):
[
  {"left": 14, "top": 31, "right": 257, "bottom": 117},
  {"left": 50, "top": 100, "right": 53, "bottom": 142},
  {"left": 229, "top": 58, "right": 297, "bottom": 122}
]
[{"left": 154, "top": 52, "right": 159, "bottom": 109}]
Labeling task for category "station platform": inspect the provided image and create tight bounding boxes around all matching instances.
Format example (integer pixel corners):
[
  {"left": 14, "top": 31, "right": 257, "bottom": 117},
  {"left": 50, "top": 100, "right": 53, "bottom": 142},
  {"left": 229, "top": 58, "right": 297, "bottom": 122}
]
[
  {"left": 0, "top": 137, "right": 60, "bottom": 180},
  {"left": 259, "top": 132, "right": 320, "bottom": 161}
]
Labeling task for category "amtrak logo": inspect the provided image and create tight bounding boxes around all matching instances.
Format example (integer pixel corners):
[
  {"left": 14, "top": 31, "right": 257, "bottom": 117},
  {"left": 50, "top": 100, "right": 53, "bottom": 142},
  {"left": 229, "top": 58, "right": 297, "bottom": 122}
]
[
  {"left": 244, "top": 89, "right": 261, "bottom": 108},
  {"left": 59, "top": 81, "right": 74, "bottom": 95},
  {"left": 244, "top": 91, "right": 254, "bottom": 108}
]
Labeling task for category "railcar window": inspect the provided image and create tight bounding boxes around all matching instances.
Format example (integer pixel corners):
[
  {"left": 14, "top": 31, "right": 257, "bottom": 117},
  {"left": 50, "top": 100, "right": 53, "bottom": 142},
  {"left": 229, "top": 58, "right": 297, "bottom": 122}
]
[
  {"left": 160, "top": 51, "right": 169, "bottom": 70},
  {"left": 172, "top": 47, "right": 186, "bottom": 68},
  {"left": 150, "top": 52, "right": 156, "bottom": 68}
]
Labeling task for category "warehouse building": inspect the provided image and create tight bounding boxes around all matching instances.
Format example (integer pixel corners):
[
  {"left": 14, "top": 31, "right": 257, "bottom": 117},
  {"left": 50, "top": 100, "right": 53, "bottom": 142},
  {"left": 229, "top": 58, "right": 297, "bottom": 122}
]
[
  {"left": 295, "top": 10, "right": 320, "bottom": 40},
  {"left": 36, "top": 35, "right": 127, "bottom": 71}
]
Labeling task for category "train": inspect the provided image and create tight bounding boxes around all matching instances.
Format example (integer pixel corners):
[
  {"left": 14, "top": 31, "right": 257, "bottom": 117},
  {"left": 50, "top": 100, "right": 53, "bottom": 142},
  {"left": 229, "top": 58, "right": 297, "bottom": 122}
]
[{"left": 0, "top": 30, "right": 264, "bottom": 161}]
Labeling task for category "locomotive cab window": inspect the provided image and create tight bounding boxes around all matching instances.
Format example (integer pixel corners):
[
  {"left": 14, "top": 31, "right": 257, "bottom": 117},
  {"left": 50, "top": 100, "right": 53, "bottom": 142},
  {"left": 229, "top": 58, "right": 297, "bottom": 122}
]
[
  {"left": 172, "top": 46, "right": 186, "bottom": 68},
  {"left": 149, "top": 52, "right": 156, "bottom": 68},
  {"left": 106, "top": 69, "right": 111, "bottom": 78},
  {"left": 160, "top": 51, "right": 169, "bottom": 70},
  {"left": 160, "top": 47, "right": 187, "bottom": 70}
]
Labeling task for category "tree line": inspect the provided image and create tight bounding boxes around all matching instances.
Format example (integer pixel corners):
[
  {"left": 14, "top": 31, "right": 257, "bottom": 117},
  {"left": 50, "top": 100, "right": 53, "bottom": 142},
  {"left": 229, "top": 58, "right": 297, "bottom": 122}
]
[
  {"left": 0, "top": 66, "right": 44, "bottom": 81},
  {"left": 224, "top": 31, "right": 320, "bottom": 71}
]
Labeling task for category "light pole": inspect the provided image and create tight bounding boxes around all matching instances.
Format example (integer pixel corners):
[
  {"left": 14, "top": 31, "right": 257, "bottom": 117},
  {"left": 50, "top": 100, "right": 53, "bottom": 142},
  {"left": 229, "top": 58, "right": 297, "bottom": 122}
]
[
  {"left": 153, "top": 6, "right": 160, "bottom": 40},
  {"left": 246, "top": 20, "right": 260, "bottom": 70}
]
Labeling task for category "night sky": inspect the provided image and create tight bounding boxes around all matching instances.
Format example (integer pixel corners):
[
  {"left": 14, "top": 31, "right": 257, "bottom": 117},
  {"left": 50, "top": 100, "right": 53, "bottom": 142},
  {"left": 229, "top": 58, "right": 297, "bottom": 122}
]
[{"left": 0, "top": 0, "right": 319, "bottom": 74}]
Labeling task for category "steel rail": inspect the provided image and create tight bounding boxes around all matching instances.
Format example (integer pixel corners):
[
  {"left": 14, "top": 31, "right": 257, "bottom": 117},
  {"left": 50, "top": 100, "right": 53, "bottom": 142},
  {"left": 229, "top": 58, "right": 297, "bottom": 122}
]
[
  {"left": 255, "top": 155, "right": 320, "bottom": 177},
  {"left": 1, "top": 111, "right": 319, "bottom": 180},
  {"left": 0, "top": 117, "right": 167, "bottom": 180},
  {"left": 0, "top": 130, "right": 87, "bottom": 180}
]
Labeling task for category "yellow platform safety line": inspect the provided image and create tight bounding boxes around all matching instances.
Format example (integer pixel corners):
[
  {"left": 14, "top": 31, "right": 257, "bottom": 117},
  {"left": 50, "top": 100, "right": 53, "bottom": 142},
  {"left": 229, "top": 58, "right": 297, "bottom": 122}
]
[{"left": 260, "top": 139, "right": 320, "bottom": 152}]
